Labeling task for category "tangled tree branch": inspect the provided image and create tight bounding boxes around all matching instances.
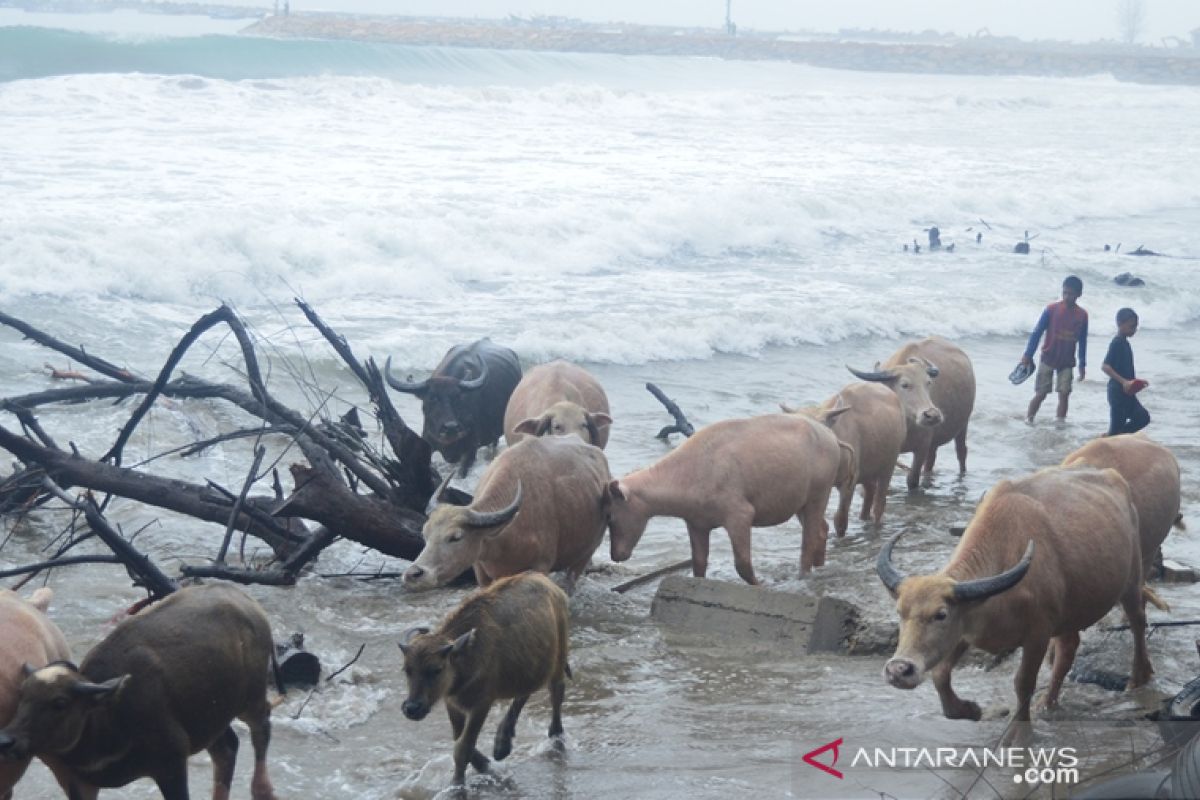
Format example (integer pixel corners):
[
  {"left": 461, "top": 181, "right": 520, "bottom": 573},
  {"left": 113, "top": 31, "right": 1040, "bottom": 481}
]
[{"left": 0, "top": 301, "right": 443, "bottom": 590}]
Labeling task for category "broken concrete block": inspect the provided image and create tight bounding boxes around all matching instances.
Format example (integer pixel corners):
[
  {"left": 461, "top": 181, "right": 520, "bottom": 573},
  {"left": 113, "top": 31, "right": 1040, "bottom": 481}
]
[
  {"left": 650, "top": 576, "right": 859, "bottom": 653},
  {"left": 1159, "top": 560, "right": 1197, "bottom": 584}
]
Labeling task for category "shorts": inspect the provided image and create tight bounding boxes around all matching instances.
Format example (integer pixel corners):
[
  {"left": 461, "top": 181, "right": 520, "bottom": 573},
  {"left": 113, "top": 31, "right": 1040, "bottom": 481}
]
[{"left": 1035, "top": 362, "right": 1073, "bottom": 394}]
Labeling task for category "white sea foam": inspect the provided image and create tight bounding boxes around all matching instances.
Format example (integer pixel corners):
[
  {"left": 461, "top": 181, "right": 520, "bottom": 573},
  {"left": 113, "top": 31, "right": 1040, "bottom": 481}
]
[{"left": 1, "top": 37, "right": 1198, "bottom": 370}]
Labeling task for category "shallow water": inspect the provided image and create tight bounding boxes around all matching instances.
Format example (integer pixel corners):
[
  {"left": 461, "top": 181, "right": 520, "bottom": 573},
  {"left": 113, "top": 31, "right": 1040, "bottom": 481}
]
[{"left": 3, "top": 325, "right": 1199, "bottom": 800}]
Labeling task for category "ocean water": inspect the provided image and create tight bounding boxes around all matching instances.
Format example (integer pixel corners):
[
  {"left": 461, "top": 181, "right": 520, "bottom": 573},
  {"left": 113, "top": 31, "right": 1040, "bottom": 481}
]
[{"left": 2, "top": 20, "right": 1200, "bottom": 800}]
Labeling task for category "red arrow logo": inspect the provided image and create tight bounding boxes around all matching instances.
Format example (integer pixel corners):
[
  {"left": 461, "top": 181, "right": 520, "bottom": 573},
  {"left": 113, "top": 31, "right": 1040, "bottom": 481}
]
[{"left": 802, "top": 737, "right": 844, "bottom": 779}]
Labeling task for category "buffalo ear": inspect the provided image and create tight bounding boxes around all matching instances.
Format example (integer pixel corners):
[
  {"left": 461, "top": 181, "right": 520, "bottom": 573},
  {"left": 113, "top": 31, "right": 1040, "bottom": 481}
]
[
  {"left": 607, "top": 479, "right": 626, "bottom": 502},
  {"left": 589, "top": 412, "right": 612, "bottom": 429},
  {"left": 513, "top": 417, "right": 541, "bottom": 436}
]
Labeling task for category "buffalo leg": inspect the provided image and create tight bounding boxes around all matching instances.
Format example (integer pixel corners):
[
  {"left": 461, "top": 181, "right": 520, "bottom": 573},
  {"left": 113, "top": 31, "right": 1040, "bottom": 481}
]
[
  {"left": 1003, "top": 637, "right": 1050, "bottom": 746},
  {"left": 722, "top": 515, "right": 758, "bottom": 585},
  {"left": 1120, "top": 583, "right": 1154, "bottom": 687},
  {"left": 152, "top": 760, "right": 190, "bottom": 800},
  {"left": 66, "top": 784, "right": 100, "bottom": 800},
  {"left": 454, "top": 704, "right": 493, "bottom": 785},
  {"left": 208, "top": 726, "right": 239, "bottom": 800},
  {"left": 923, "top": 445, "right": 938, "bottom": 476},
  {"left": 686, "top": 522, "right": 712, "bottom": 579},
  {"left": 931, "top": 640, "right": 980, "bottom": 720},
  {"left": 858, "top": 481, "right": 874, "bottom": 523},
  {"left": 1042, "top": 632, "right": 1080, "bottom": 710},
  {"left": 798, "top": 491, "right": 831, "bottom": 574},
  {"left": 954, "top": 426, "right": 968, "bottom": 474},
  {"left": 834, "top": 483, "right": 852, "bottom": 536},
  {"left": 906, "top": 445, "right": 928, "bottom": 491},
  {"left": 493, "top": 694, "right": 529, "bottom": 761},
  {"left": 242, "top": 702, "right": 278, "bottom": 800},
  {"left": 548, "top": 673, "right": 566, "bottom": 741},
  {"left": 870, "top": 476, "right": 889, "bottom": 524},
  {"left": 448, "top": 707, "right": 490, "bottom": 773}
]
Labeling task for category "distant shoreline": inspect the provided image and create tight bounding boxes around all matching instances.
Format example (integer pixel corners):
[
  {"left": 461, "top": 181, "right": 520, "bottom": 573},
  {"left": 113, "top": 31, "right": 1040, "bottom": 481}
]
[{"left": 242, "top": 14, "right": 1200, "bottom": 86}]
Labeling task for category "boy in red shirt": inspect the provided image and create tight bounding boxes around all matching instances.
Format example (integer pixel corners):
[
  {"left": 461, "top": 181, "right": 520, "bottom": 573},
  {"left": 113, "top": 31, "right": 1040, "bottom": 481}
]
[{"left": 1020, "top": 275, "right": 1088, "bottom": 423}]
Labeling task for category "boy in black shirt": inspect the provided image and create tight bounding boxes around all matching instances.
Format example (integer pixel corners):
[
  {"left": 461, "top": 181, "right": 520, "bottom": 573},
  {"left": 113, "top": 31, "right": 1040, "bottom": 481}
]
[{"left": 1101, "top": 307, "right": 1150, "bottom": 435}]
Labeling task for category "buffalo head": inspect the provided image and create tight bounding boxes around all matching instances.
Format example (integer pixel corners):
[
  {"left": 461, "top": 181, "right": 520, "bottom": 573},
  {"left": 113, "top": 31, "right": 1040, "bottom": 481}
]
[
  {"left": 847, "top": 357, "right": 943, "bottom": 428},
  {"left": 397, "top": 626, "right": 475, "bottom": 721},
  {"left": 877, "top": 532, "right": 1034, "bottom": 690},
  {"left": 0, "top": 662, "right": 129, "bottom": 761},
  {"left": 513, "top": 400, "right": 613, "bottom": 447},
  {"left": 402, "top": 482, "right": 523, "bottom": 591}
]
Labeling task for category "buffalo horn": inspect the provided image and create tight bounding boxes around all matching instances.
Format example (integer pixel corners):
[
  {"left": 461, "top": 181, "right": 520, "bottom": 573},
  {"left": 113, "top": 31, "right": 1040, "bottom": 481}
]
[
  {"left": 70, "top": 676, "right": 125, "bottom": 697},
  {"left": 400, "top": 626, "right": 431, "bottom": 646},
  {"left": 847, "top": 365, "right": 894, "bottom": 383},
  {"left": 434, "top": 471, "right": 455, "bottom": 503},
  {"left": 876, "top": 531, "right": 907, "bottom": 593},
  {"left": 464, "top": 481, "right": 522, "bottom": 528},
  {"left": 952, "top": 541, "right": 1035, "bottom": 602},
  {"left": 383, "top": 356, "right": 430, "bottom": 394},
  {"left": 456, "top": 355, "right": 489, "bottom": 391}
]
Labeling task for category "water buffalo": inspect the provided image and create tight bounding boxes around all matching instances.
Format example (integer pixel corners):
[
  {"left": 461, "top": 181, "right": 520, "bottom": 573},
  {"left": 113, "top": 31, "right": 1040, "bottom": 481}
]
[
  {"left": 386, "top": 339, "right": 522, "bottom": 475},
  {"left": 403, "top": 434, "right": 611, "bottom": 593},
  {"left": 1063, "top": 433, "right": 1183, "bottom": 609},
  {"left": 878, "top": 465, "right": 1150, "bottom": 743},
  {"left": 607, "top": 412, "right": 853, "bottom": 583},
  {"left": 398, "top": 572, "right": 571, "bottom": 788},
  {"left": 503, "top": 360, "right": 613, "bottom": 449},
  {"left": 0, "top": 584, "right": 280, "bottom": 800},
  {"left": 850, "top": 335, "right": 975, "bottom": 490},
  {"left": 0, "top": 588, "right": 71, "bottom": 800},
  {"left": 791, "top": 381, "right": 906, "bottom": 536}
]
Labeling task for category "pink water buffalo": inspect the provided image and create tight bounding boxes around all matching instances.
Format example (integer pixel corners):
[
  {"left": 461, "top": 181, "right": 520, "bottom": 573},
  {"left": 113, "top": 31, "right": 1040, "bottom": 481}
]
[{"left": 607, "top": 412, "right": 853, "bottom": 583}]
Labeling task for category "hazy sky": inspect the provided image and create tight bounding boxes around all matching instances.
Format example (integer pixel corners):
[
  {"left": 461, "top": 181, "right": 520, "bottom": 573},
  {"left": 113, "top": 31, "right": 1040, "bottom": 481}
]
[{"left": 254, "top": 1, "right": 1200, "bottom": 44}]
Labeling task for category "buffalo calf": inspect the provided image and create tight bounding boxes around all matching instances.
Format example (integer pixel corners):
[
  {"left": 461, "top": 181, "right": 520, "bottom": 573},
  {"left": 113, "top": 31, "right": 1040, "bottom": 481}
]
[
  {"left": 398, "top": 572, "right": 571, "bottom": 787},
  {"left": 0, "top": 584, "right": 279, "bottom": 800},
  {"left": 0, "top": 588, "right": 71, "bottom": 800}
]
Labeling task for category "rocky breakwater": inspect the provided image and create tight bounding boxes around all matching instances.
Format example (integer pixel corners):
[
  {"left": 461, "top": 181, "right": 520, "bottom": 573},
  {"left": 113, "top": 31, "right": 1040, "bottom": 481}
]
[{"left": 243, "top": 14, "right": 1200, "bottom": 86}]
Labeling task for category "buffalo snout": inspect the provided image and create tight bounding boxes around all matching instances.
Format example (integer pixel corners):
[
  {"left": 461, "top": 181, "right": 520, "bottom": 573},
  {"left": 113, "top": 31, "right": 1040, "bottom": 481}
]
[
  {"left": 919, "top": 408, "right": 944, "bottom": 427},
  {"left": 402, "top": 699, "right": 429, "bottom": 721},
  {"left": 0, "top": 730, "right": 23, "bottom": 760},
  {"left": 884, "top": 658, "right": 921, "bottom": 689},
  {"left": 439, "top": 421, "right": 462, "bottom": 439}
]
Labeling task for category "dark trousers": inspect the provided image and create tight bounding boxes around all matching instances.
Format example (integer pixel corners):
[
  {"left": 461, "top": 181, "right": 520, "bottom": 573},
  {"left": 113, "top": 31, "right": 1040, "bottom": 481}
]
[{"left": 1107, "top": 383, "right": 1150, "bottom": 436}]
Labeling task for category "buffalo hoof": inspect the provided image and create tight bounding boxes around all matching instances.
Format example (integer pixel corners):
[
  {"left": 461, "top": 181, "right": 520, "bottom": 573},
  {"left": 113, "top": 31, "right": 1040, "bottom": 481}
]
[
  {"left": 944, "top": 699, "right": 982, "bottom": 721},
  {"left": 1130, "top": 664, "right": 1154, "bottom": 689},
  {"left": 1001, "top": 721, "right": 1033, "bottom": 748},
  {"left": 493, "top": 736, "right": 513, "bottom": 762}
]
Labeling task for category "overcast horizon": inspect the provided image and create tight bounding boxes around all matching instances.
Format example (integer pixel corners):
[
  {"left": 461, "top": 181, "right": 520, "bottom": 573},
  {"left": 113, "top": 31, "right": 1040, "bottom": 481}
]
[{"left": 191, "top": 1, "right": 1198, "bottom": 44}]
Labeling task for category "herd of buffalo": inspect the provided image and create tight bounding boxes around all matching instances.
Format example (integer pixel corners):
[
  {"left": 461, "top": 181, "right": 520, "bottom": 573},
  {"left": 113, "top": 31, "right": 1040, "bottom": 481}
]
[{"left": 0, "top": 334, "right": 1185, "bottom": 796}]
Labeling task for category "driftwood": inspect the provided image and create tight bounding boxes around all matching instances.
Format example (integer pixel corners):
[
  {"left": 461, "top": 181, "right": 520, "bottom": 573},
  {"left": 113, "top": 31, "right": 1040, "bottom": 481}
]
[
  {"left": 0, "top": 300, "right": 445, "bottom": 593},
  {"left": 645, "top": 382, "right": 695, "bottom": 440}
]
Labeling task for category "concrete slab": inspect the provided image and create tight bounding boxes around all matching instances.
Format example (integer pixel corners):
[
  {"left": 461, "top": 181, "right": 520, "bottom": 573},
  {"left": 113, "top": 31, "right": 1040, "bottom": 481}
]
[{"left": 650, "top": 576, "right": 860, "bottom": 653}]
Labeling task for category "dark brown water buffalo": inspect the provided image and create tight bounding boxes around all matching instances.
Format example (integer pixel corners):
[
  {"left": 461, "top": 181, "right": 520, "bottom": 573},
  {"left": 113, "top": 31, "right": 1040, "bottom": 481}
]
[
  {"left": 0, "top": 584, "right": 280, "bottom": 800},
  {"left": 0, "top": 589, "right": 71, "bottom": 800},
  {"left": 386, "top": 339, "right": 522, "bottom": 475},
  {"left": 850, "top": 335, "right": 975, "bottom": 490},
  {"left": 1063, "top": 433, "right": 1183, "bottom": 610},
  {"left": 878, "top": 465, "right": 1149, "bottom": 744},
  {"left": 607, "top": 413, "right": 852, "bottom": 583},
  {"left": 503, "top": 360, "right": 612, "bottom": 449},
  {"left": 403, "top": 434, "right": 611, "bottom": 593},
  {"left": 398, "top": 572, "right": 571, "bottom": 788}
]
